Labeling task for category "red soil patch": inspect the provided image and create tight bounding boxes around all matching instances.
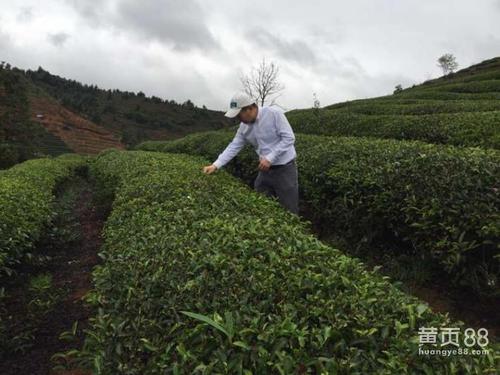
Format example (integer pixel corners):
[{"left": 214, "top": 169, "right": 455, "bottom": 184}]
[{"left": 29, "top": 95, "right": 125, "bottom": 154}]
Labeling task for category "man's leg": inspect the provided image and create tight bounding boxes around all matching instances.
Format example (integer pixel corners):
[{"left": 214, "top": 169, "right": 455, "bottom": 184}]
[
  {"left": 254, "top": 170, "right": 277, "bottom": 198},
  {"left": 272, "top": 160, "right": 299, "bottom": 215}
]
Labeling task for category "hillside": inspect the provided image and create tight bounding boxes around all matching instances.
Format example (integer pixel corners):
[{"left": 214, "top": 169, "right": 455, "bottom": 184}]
[
  {"left": 25, "top": 67, "right": 231, "bottom": 147},
  {"left": 0, "top": 63, "right": 232, "bottom": 169},
  {"left": 286, "top": 56, "right": 500, "bottom": 148},
  {"left": 29, "top": 91, "right": 124, "bottom": 155},
  {"left": 132, "top": 56, "right": 500, "bottom": 346},
  {"left": 1, "top": 57, "right": 499, "bottom": 373},
  {"left": 0, "top": 65, "right": 70, "bottom": 168}
]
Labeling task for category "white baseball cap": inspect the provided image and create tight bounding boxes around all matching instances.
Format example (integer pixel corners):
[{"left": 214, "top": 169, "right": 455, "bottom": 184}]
[{"left": 224, "top": 92, "right": 256, "bottom": 118}]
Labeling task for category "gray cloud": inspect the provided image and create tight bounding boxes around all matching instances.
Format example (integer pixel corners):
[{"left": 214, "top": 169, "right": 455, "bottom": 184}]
[
  {"left": 66, "top": 0, "right": 219, "bottom": 51},
  {"left": 16, "top": 7, "right": 33, "bottom": 23},
  {"left": 47, "top": 32, "right": 70, "bottom": 47},
  {"left": 2, "top": 0, "right": 500, "bottom": 110},
  {"left": 116, "top": 0, "right": 218, "bottom": 51},
  {"left": 317, "top": 55, "right": 366, "bottom": 80},
  {"left": 65, "top": 0, "right": 105, "bottom": 27},
  {"left": 471, "top": 34, "right": 500, "bottom": 60},
  {"left": 0, "top": 25, "right": 11, "bottom": 51},
  {"left": 246, "top": 27, "right": 317, "bottom": 66}
]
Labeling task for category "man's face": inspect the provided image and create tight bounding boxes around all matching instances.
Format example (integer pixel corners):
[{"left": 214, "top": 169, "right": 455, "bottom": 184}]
[{"left": 236, "top": 105, "right": 257, "bottom": 124}]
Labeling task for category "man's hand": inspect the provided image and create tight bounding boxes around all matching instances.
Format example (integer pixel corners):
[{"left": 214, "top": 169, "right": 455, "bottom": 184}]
[
  {"left": 258, "top": 157, "right": 271, "bottom": 171},
  {"left": 202, "top": 164, "right": 218, "bottom": 174}
]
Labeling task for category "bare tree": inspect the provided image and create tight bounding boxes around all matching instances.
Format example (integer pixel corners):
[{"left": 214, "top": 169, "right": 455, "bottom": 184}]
[
  {"left": 240, "top": 58, "right": 285, "bottom": 107},
  {"left": 437, "top": 53, "right": 459, "bottom": 75}
]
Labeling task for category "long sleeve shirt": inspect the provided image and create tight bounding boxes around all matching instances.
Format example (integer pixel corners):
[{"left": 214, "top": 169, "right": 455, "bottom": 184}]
[{"left": 212, "top": 105, "right": 296, "bottom": 169}]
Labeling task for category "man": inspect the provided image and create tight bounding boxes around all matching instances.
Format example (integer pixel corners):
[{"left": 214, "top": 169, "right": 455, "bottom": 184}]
[{"left": 202, "top": 92, "right": 299, "bottom": 215}]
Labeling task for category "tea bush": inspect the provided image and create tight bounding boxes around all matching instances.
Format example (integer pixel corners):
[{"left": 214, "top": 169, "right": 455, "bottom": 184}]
[
  {"left": 135, "top": 132, "right": 500, "bottom": 296},
  {"left": 324, "top": 100, "right": 500, "bottom": 115},
  {"left": 0, "top": 154, "right": 87, "bottom": 274},
  {"left": 82, "top": 149, "right": 497, "bottom": 373},
  {"left": 286, "top": 110, "right": 500, "bottom": 149}
]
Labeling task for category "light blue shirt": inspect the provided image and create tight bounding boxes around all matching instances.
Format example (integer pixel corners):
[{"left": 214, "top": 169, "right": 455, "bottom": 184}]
[{"left": 213, "top": 105, "right": 296, "bottom": 169}]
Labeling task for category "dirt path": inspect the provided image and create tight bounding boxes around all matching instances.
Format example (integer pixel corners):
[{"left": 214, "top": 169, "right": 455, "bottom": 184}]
[{"left": 0, "top": 176, "right": 104, "bottom": 375}]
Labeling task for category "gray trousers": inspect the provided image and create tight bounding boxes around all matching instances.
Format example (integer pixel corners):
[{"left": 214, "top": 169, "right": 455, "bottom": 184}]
[{"left": 254, "top": 158, "right": 299, "bottom": 215}]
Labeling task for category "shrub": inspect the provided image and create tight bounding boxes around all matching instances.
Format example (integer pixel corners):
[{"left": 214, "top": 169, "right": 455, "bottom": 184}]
[
  {"left": 135, "top": 132, "right": 500, "bottom": 296},
  {"left": 82, "top": 149, "right": 498, "bottom": 373},
  {"left": 0, "top": 154, "right": 87, "bottom": 274},
  {"left": 286, "top": 110, "right": 500, "bottom": 149}
]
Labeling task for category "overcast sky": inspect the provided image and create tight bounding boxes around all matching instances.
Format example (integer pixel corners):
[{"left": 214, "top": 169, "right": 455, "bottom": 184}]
[{"left": 1, "top": 0, "right": 500, "bottom": 111}]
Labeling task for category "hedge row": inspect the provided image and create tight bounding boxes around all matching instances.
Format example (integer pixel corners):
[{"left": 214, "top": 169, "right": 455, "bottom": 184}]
[
  {"left": 395, "top": 91, "right": 500, "bottom": 100},
  {"left": 136, "top": 132, "right": 500, "bottom": 296},
  {"left": 0, "top": 154, "right": 87, "bottom": 274},
  {"left": 421, "top": 79, "right": 500, "bottom": 94},
  {"left": 418, "top": 69, "right": 500, "bottom": 86},
  {"left": 285, "top": 110, "right": 500, "bottom": 149},
  {"left": 321, "top": 100, "right": 500, "bottom": 115},
  {"left": 82, "top": 149, "right": 497, "bottom": 373}
]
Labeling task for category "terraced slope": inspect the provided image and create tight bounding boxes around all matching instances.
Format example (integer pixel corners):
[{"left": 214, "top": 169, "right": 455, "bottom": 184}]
[
  {"left": 29, "top": 94, "right": 124, "bottom": 155},
  {"left": 286, "top": 57, "right": 500, "bottom": 148}
]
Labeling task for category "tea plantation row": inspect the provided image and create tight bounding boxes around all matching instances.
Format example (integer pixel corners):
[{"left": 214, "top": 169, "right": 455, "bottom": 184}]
[
  {"left": 0, "top": 154, "right": 87, "bottom": 275},
  {"left": 286, "top": 108, "right": 500, "bottom": 149},
  {"left": 285, "top": 57, "right": 500, "bottom": 148},
  {"left": 324, "top": 100, "right": 500, "bottom": 115},
  {"left": 80, "top": 149, "right": 497, "bottom": 373},
  {"left": 136, "top": 132, "right": 500, "bottom": 297}
]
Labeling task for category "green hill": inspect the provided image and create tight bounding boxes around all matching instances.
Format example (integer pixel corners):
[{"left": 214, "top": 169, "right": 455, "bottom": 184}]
[
  {"left": 0, "top": 63, "right": 232, "bottom": 169},
  {"left": 0, "top": 64, "right": 71, "bottom": 169},
  {"left": 286, "top": 56, "right": 500, "bottom": 148},
  {"left": 25, "top": 67, "right": 232, "bottom": 147}
]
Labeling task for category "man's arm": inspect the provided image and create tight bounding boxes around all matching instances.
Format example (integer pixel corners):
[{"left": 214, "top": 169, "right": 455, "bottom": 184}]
[
  {"left": 263, "top": 110, "right": 295, "bottom": 164},
  {"left": 212, "top": 128, "right": 247, "bottom": 169}
]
